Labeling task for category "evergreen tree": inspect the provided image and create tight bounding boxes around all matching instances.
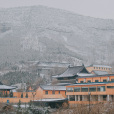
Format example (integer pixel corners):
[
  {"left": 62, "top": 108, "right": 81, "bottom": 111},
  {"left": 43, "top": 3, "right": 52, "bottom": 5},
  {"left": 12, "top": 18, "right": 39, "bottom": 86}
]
[
  {"left": 17, "top": 100, "right": 21, "bottom": 110},
  {"left": 28, "top": 100, "right": 32, "bottom": 110},
  {"left": 25, "top": 93, "right": 28, "bottom": 98},
  {"left": 21, "top": 93, "right": 23, "bottom": 98},
  {"left": 9, "top": 91, "right": 13, "bottom": 97}
]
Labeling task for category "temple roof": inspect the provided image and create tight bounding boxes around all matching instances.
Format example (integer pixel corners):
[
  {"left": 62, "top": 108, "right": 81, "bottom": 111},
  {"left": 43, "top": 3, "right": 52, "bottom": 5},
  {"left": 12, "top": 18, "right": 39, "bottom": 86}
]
[{"left": 52, "top": 65, "right": 88, "bottom": 78}]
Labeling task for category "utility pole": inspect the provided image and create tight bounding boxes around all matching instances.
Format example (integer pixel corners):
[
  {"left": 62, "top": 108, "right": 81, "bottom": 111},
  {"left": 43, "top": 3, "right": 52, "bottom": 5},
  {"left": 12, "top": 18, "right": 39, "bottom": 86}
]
[{"left": 88, "top": 92, "right": 91, "bottom": 113}]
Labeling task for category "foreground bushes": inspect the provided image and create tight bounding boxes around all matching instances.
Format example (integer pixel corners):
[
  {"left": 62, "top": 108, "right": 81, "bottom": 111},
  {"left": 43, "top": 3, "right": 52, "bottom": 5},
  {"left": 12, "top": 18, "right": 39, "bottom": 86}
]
[{"left": 55, "top": 102, "right": 114, "bottom": 114}]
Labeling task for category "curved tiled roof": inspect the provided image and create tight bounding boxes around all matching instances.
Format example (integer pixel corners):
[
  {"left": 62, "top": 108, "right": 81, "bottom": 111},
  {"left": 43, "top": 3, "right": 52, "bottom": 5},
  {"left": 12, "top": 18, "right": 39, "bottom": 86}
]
[{"left": 52, "top": 66, "right": 87, "bottom": 78}]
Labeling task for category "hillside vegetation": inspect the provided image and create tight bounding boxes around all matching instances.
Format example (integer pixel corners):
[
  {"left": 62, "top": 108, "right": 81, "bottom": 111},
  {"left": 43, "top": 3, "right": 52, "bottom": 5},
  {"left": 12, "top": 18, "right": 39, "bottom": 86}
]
[{"left": 0, "top": 6, "right": 114, "bottom": 65}]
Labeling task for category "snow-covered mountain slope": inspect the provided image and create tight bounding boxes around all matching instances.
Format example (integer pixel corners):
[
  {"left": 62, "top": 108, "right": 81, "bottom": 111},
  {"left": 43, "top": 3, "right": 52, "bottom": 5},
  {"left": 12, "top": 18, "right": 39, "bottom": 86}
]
[{"left": 0, "top": 6, "right": 114, "bottom": 65}]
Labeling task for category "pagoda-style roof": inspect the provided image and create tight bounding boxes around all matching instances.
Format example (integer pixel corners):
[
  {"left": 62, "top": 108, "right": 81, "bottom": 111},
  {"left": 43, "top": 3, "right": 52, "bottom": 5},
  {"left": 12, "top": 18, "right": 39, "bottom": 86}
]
[{"left": 52, "top": 65, "right": 89, "bottom": 78}]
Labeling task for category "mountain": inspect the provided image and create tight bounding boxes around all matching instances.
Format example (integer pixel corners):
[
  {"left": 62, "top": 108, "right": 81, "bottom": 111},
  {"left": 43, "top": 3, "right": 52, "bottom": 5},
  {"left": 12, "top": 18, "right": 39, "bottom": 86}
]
[{"left": 0, "top": 6, "right": 114, "bottom": 65}]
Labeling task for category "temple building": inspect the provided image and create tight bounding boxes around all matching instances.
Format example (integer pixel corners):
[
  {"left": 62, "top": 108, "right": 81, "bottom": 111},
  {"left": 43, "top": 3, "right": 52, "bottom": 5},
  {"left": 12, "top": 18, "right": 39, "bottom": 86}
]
[{"left": 52, "top": 65, "right": 90, "bottom": 85}]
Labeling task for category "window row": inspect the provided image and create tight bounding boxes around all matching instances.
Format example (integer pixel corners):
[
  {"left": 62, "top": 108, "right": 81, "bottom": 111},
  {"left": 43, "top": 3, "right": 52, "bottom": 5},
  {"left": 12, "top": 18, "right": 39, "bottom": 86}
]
[
  {"left": 80, "top": 79, "right": 114, "bottom": 83},
  {"left": 45, "top": 91, "right": 61, "bottom": 95},
  {"left": 67, "top": 86, "right": 106, "bottom": 92},
  {"left": 94, "top": 67, "right": 111, "bottom": 70}
]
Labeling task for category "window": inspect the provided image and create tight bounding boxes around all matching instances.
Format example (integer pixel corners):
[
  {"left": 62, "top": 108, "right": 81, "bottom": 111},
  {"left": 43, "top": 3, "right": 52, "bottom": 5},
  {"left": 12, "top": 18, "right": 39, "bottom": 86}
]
[
  {"left": 52, "top": 91, "right": 55, "bottom": 94},
  {"left": 80, "top": 81, "right": 84, "bottom": 83},
  {"left": 111, "top": 79, "right": 114, "bottom": 82},
  {"left": 59, "top": 91, "right": 60, "bottom": 94},
  {"left": 94, "top": 67, "right": 95, "bottom": 69},
  {"left": 80, "top": 95, "right": 82, "bottom": 101},
  {"left": 81, "top": 87, "right": 88, "bottom": 92},
  {"left": 107, "top": 86, "right": 114, "bottom": 89},
  {"left": 67, "top": 87, "right": 73, "bottom": 92},
  {"left": 97, "top": 86, "right": 105, "bottom": 91},
  {"left": 99, "top": 67, "right": 100, "bottom": 69},
  {"left": 74, "top": 87, "right": 80, "bottom": 92},
  {"left": 87, "top": 80, "right": 91, "bottom": 83},
  {"left": 102, "top": 67, "right": 103, "bottom": 70},
  {"left": 69, "top": 95, "right": 75, "bottom": 101},
  {"left": 103, "top": 79, "right": 107, "bottom": 82},
  {"left": 103, "top": 95, "right": 107, "bottom": 101},
  {"left": 45, "top": 91, "right": 48, "bottom": 95},
  {"left": 89, "top": 87, "right": 96, "bottom": 92},
  {"left": 95, "top": 80, "right": 99, "bottom": 82}
]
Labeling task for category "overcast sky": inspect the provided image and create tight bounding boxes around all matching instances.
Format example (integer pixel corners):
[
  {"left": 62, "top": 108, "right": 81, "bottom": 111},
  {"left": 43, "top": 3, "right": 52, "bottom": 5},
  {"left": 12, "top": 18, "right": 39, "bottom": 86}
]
[{"left": 0, "top": 0, "right": 114, "bottom": 19}]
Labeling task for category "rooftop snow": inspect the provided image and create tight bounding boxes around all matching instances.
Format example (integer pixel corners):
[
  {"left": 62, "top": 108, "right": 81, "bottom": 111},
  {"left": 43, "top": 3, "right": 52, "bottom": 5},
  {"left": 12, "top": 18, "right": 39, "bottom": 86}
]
[
  {"left": 76, "top": 74, "right": 114, "bottom": 79},
  {"left": 77, "top": 73, "right": 94, "bottom": 76},
  {"left": 93, "top": 71, "right": 109, "bottom": 75},
  {"left": 40, "top": 85, "right": 66, "bottom": 91},
  {"left": 0, "top": 85, "right": 16, "bottom": 90},
  {"left": 34, "top": 98, "right": 67, "bottom": 102},
  {"left": 91, "top": 65, "right": 112, "bottom": 68}
]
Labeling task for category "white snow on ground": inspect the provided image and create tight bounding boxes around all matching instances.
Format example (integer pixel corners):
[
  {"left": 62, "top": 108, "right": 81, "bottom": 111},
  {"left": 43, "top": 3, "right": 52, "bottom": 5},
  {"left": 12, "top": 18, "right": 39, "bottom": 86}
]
[
  {"left": 34, "top": 98, "right": 66, "bottom": 102},
  {"left": 13, "top": 105, "right": 29, "bottom": 108}
]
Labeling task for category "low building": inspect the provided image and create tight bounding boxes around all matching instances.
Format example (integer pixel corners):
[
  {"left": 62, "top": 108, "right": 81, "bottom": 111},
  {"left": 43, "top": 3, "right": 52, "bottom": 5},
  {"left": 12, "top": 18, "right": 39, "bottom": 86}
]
[
  {"left": 33, "top": 85, "right": 67, "bottom": 108},
  {"left": 66, "top": 73, "right": 114, "bottom": 105},
  {"left": 35, "top": 85, "right": 66, "bottom": 99}
]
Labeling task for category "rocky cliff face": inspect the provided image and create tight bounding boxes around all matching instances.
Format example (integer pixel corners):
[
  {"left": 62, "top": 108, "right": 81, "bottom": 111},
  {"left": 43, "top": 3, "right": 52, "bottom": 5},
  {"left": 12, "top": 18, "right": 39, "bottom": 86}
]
[{"left": 0, "top": 6, "right": 114, "bottom": 65}]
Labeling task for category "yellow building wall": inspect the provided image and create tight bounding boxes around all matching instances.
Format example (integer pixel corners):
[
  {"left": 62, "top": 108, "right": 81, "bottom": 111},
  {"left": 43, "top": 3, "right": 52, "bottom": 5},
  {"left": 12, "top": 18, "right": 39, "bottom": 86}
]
[
  {"left": 86, "top": 66, "right": 112, "bottom": 74},
  {"left": 0, "top": 98, "right": 32, "bottom": 103}
]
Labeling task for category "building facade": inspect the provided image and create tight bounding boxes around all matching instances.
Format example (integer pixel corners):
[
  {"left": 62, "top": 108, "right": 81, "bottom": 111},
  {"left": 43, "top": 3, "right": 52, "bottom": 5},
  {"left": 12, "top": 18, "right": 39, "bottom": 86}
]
[{"left": 66, "top": 74, "right": 114, "bottom": 105}]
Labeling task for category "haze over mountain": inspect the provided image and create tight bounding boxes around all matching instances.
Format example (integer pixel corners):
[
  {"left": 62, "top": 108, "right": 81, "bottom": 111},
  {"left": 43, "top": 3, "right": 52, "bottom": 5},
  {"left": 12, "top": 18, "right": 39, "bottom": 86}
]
[{"left": 0, "top": 6, "right": 114, "bottom": 65}]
